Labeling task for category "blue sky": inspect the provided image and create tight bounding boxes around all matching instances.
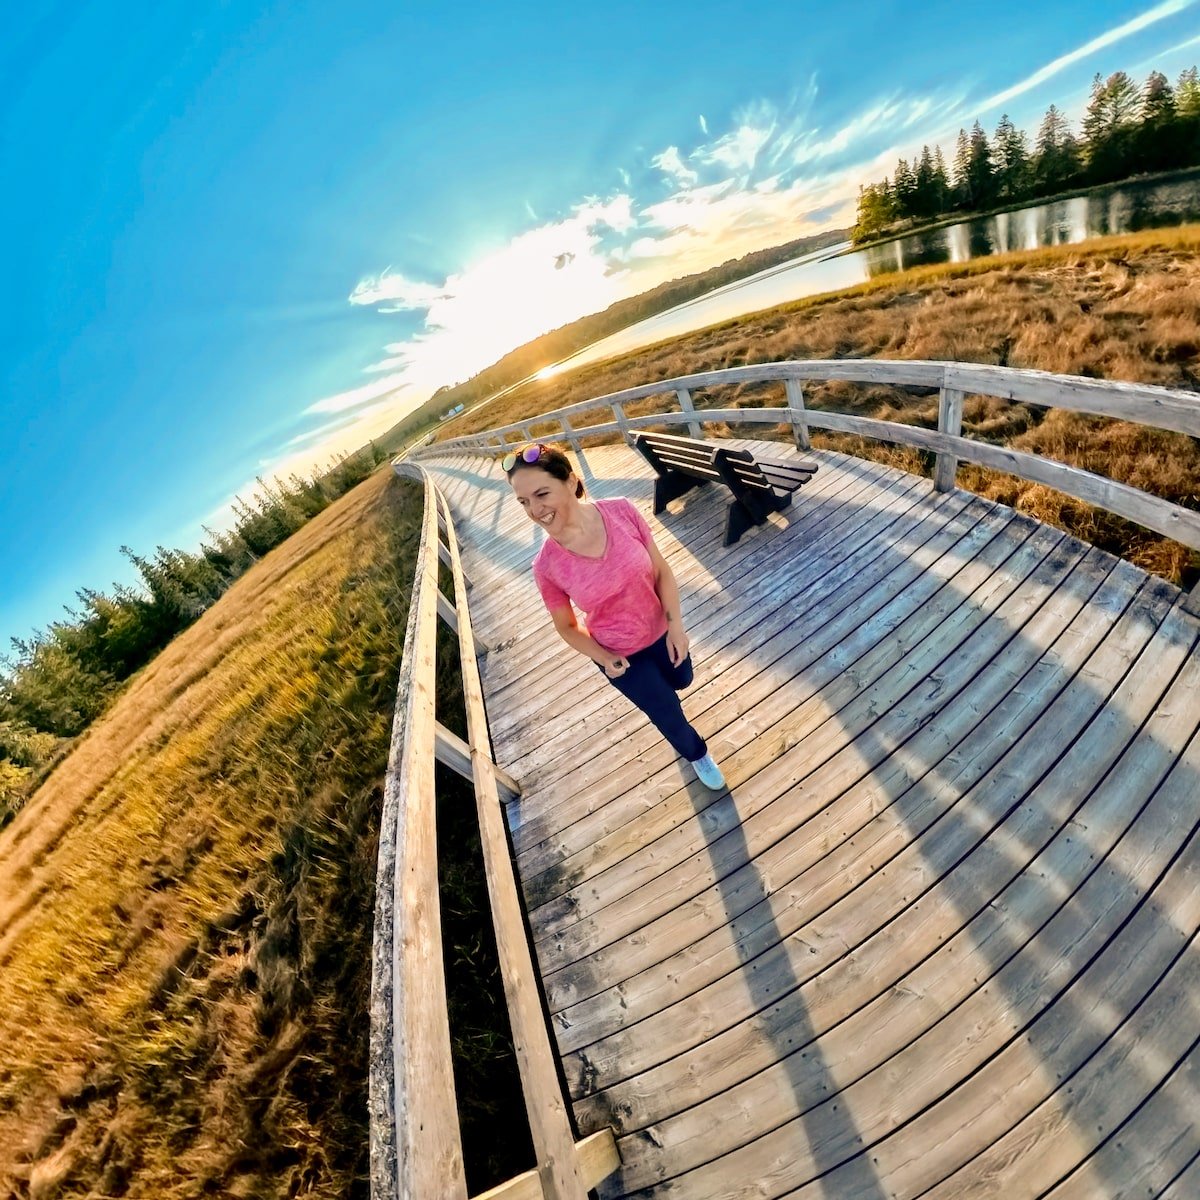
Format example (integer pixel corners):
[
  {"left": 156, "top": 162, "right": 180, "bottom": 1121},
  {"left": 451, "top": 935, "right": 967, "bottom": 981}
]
[{"left": 2, "top": 0, "right": 1198, "bottom": 649}]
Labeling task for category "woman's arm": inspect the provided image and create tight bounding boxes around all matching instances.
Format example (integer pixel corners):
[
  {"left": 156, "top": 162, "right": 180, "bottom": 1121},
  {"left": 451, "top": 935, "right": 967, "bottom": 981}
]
[
  {"left": 646, "top": 537, "right": 689, "bottom": 666},
  {"left": 548, "top": 604, "right": 628, "bottom": 677}
]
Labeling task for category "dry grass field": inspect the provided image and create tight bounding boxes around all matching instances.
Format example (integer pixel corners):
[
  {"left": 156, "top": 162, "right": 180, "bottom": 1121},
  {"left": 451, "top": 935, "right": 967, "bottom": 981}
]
[
  {"left": 0, "top": 470, "right": 421, "bottom": 1199},
  {"left": 444, "top": 225, "right": 1200, "bottom": 586}
]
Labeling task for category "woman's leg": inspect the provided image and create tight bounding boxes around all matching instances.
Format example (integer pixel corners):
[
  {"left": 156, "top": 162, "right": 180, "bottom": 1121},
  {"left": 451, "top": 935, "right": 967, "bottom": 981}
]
[{"left": 604, "top": 636, "right": 706, "bottom": 760}]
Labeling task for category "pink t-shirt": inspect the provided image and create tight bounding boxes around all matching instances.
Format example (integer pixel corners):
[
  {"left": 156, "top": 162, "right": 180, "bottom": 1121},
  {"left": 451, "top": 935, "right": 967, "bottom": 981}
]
[{"left": 532, "top": 497, "right": 669, "bottom": 656}]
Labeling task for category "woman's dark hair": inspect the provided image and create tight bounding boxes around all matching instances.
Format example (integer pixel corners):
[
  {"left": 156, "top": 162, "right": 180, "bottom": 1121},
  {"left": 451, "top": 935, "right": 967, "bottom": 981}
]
[{"left": 504, "top": 443, "right": 584, "bottom": 498}]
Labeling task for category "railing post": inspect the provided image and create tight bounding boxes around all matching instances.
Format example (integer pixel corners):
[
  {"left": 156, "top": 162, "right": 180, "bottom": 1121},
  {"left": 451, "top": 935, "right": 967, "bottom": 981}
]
[
  {"left": 934, "top": 371, "right": 965, "bottom": 493},
  {"left": 436, "top": 589, "right": 458, "bottom": 634},
  {"left": 784, "top": 378, "right": 811, "bottom": 451},
  {"left": 1185, "top": 579, "right": 1200, "bottom": 618},
  {"left": 373, "top": 472, "right": 468, "bottom": 1200},
  {"left": 438, "top": 539, "right": 473, "bottom": 590},
  {"left": 612, "top": 402, "right": 631, "bottom": 445},
  {"left": 437, "top": 589, "right": 491, "bottom": 654},
  {"left": 676, "top": 388, "right": 702, "bottom": 439},
  {"left": 559, "top": 414, "right": 582, "bottom": 458}
]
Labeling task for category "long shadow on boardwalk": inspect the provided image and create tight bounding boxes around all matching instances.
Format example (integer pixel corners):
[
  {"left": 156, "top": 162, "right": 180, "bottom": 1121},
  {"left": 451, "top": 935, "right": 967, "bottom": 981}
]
[{"left": 422, "top": 447, "right": 1200, "bottom": 1198}]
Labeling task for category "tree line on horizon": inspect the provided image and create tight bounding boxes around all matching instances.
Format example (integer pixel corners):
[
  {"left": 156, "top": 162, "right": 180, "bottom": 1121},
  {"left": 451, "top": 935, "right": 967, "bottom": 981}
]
[
  {"left": 0, "top": 443, "right": 391, "bottom": 824},
  {"left": 854, "top": 66, "right": 1200, "bottom": 243},
  {"left": 391, "top": 226, "right": 851, "bottom": 436}
]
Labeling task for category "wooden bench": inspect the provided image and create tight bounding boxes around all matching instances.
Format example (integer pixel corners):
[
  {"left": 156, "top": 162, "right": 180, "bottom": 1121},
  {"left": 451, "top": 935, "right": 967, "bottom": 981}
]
[{"left": 633, "top": 430, "right": 818, "bottom": 546}]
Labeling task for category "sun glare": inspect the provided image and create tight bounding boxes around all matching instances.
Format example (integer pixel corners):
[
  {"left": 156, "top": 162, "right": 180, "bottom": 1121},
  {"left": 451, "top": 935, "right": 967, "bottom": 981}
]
[{"left": 535, "top": 363, "right": 562, "bottom": 380}]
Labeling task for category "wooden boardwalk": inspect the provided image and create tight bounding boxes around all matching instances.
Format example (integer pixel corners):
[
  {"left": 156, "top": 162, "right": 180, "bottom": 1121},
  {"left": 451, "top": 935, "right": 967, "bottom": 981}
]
[{"left": 420, "top": 439, "right": 1200, "bottom": 1200}]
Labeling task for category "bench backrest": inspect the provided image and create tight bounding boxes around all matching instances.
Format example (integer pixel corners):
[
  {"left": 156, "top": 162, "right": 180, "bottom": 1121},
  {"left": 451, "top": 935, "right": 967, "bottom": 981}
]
[
  {"left": 719, "top": 449, "right": 815, "bottom": 494},
  {"left": 636, "top": 431, "right": 724, "bottom": 482}
]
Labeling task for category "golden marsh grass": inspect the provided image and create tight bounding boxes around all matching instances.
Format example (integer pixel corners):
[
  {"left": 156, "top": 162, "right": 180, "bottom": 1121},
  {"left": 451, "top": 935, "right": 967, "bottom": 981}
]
[
  {"left": 443, "top": 226, "right": 1200, "bottom": 585},
  {"left": 0, "top": 469, "right": 420, "bottom": 1199}
]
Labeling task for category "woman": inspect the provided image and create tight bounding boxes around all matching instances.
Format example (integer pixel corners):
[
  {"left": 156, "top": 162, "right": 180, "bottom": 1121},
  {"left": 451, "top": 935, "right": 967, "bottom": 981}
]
[{"left": 504, "top": 442, "right": 725, "bottom": 790}]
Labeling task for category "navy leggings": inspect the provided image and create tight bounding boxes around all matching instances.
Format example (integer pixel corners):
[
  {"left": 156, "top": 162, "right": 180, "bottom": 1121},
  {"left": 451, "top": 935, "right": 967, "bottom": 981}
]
[{"left": 600, "top": 632, "right": 707, "bottom": 761}]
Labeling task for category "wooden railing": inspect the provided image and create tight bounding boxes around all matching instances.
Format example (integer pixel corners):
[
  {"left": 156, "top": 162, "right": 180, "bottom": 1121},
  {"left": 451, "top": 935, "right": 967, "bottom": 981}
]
[
  {"left": 414, "top": 359, "right": 1200, "bottom": 606},
  {"left": 369, "top": 464, "right": 619, "bottom": 1199}
]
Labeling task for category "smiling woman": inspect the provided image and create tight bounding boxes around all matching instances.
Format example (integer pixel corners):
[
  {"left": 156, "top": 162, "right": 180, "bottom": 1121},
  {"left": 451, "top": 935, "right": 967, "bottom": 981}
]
[{"left": 504, "top": 443, "right": 727, "bottom": 790}]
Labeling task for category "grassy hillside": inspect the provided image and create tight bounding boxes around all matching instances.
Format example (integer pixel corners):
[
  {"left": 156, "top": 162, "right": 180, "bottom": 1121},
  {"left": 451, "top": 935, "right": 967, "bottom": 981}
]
[
  {"left": 442, "top": 225, "right": 1200, "bottom": 587},
  {"left": 0, "top": 470, "right": 527, "bottom": 1198}
]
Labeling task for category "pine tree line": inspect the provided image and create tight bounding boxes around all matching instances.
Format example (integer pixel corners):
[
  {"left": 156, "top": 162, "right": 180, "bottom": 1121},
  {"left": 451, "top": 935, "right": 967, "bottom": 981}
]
[
  {"left": 0, "top": 442, "right": 391, "bottom": 823},
  {"left": 854, "top": 66, "right": 1200, "bottom": 243}
]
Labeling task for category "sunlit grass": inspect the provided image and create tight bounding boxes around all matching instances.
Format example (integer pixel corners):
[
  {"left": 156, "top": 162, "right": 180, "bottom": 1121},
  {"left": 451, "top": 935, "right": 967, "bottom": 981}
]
[
  {"left": 438, "top": 225, "right": 1200, "bottom": 586},
  {"left": 0, "top": 468, "right": 419, "bottom": 1198}
]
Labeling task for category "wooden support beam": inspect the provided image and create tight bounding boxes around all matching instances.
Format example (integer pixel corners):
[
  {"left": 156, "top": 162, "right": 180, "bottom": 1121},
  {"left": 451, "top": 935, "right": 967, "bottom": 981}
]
[
  {"left": 675, "top": 388, "right": 702, "bottom": 439},
  {"left": 437, "top": 591, "right": 490, "bottom": 654},
  {"left": 612, "top": 402, "right": 631, "bottom": 445},
  {"left": 784, "top": 377, "right": 811, "bottom": 451},
  {"left": 438, "top": 539, "right": 473, "bottom": 590},
  {"left": 434, "top": 723, "right": 521, "bottom": 801},
  {"left": 436, "top": 589, "right": 458, "bottom": 633},
  {"left": 469, "top": 1130, "right": 621, "bottom": 1200},
  {"left": 559, "top": 413, "right": 582, "bottom": 458},
  {"left": 934, "top": 383, "right": 965, "bottom": 492}
]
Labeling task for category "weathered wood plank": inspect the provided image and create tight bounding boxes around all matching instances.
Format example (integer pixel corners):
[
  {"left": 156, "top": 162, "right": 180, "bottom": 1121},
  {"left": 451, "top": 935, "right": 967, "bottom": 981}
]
[
  {"left": 535, "top": 516, "right": 1066, "bottom": 981},
  {"left": 566, "top": 570, "right": 1183, "bottom": 1127},
  {"left": 433, "top": 481, "right": 590, "bottom": 1200},
  {"left": 388, "top": 472, "right": 468, "bottom": 1199},
  {"left": 415, "top": 441, "right": 1200, "bottom": 1200},
  {"left": 557, "top": 554, "right": 1143, "bottom": 1120}
]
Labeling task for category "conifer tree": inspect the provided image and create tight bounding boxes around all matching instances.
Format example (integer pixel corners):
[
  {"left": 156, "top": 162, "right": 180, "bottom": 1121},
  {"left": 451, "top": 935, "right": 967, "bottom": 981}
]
[
  {"left": 932, "top": 145, "right": 951, "bottom": 213},
  {"left": 913, "top": 145, "right": 937, "bottom": 218},
  {"left": 951, "top": 128, "right": 972, "bottom": 209},
  {"left": 1175, "top": 66, "right": 1200, "bottom": 161},
  {"left": 965, "top": 121, "right": 996, "bottom": 210},
  {"left": 1033, "top": 104, "right": 1073, "bottom": 192},
  {"left": 1082, "top": 71, "right": 1141, "bottom": 182},
  {"left": 893, "top": 157, "right": 918, "bottom": 218},
  {"left": 993, "top": 114, "right": 1029, "bottom": 201},
  {"left": 1136, "top": 70, "right": 1177, "bottom": 172}
]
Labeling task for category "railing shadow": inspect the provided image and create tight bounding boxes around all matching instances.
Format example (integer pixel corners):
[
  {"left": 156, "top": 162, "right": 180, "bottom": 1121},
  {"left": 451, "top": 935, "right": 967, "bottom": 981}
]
[{"left": 420, "top": 441, "right": 1200, "bottom": 1198}]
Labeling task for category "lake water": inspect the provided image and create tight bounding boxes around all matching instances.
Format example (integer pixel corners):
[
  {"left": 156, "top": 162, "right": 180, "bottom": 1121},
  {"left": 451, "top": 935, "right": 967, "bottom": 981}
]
[{"left": 542, "top": 174, "right": 1200, "bottom": 381}]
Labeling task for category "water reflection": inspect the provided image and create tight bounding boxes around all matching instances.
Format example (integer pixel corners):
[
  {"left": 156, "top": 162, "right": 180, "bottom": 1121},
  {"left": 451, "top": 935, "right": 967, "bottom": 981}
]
[
  {"left": 863, "top": 177, "right": 1200, "bottom": 280},
  {"left": 497, "top": 176, "right": 1200, "bottom": 399}
]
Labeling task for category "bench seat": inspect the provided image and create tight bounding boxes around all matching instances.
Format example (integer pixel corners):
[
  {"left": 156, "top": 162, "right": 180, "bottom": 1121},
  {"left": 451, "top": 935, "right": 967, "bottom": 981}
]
[{"left": 634, "top": 431, "right": 818, "bottom": 546}]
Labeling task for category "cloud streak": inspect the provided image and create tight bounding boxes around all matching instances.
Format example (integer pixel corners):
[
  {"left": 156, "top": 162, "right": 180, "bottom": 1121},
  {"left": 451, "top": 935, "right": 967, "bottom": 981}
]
[
  {"left": 975, "top": 0, "right": 1197, "bottom": 114},
  {"left": 295, "top": 8, "right": 1194, "bottom": 483}
]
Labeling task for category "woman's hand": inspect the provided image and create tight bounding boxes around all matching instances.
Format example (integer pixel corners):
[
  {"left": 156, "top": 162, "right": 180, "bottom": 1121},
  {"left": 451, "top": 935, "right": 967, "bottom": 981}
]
[
  {"left": 603, "top": 656, "right": 629, "bottom": 678},
  {"left": 666, "top": 624, "right": 690, "bottom": 667}
]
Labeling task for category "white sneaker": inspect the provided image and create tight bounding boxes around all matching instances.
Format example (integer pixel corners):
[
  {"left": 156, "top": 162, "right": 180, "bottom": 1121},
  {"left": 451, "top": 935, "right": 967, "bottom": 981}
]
[{"left": 691, "top": 753, "right": 726, "bottom": 790}]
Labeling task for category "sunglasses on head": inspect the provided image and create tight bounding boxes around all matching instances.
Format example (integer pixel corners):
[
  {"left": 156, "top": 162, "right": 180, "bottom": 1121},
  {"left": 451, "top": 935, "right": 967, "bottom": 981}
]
[{"left": 502, "top": 443, "right": 551, "bottom": 472}]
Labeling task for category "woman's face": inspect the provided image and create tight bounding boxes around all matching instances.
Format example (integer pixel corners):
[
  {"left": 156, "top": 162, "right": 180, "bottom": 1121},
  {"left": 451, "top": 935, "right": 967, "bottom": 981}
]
[{"left": 509, "top": 466, "right": 579, "bottom": 536}]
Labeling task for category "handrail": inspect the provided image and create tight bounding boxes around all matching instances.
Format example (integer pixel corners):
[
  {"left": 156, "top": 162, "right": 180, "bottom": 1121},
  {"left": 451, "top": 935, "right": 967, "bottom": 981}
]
[
  {"left": 369, "top": 464, "right": 619, "bottom": 1199},
  {"left": 412, "top": 359, "right": 1200, "bottom": 605},
  {"left": 369, "top": 470, "right": 464, "bottom": 1198}
]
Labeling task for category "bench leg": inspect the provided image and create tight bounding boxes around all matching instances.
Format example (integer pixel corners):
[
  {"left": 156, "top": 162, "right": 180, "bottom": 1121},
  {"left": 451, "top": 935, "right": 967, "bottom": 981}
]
[
  {"left": 653, "top": 469, "right": 707, "bottom": 515},
  {"left": 724, "top": 499, "right": 760, "bottom": 545},
  {"left": 723, "top": 489, "right": 795, "bottom": 545}
]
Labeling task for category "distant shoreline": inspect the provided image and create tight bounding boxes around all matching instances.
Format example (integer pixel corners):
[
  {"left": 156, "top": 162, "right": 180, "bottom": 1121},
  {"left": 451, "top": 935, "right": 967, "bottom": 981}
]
[{"left": 844, "top": 164, "right": 1200, "bottom": 255}]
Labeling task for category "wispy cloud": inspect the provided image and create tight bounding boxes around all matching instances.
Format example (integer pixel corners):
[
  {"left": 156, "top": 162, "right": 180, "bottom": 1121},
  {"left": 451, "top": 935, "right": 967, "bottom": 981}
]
[
  {"left": 347, "top": 273, "right": 446, "bottom": 309},
  {"left": 1162, "top": 30, "right": 1200, "bottom": 54},
  {"left": 975, "top": 0, "right": 1197, "bottom": 114},
  {"left": 652, "top": 145, "right": 698, "bottom": 186},
  {"left": 303, "top": 372, "right": 408, "bottom": 415},
  {"left": 305, "top": 9, "right": 1195, "bottom": 482},
  {"left": 357, "top": 196, "right": 638, "bottom": 391}
]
